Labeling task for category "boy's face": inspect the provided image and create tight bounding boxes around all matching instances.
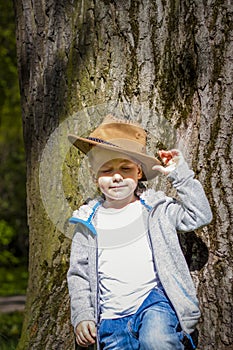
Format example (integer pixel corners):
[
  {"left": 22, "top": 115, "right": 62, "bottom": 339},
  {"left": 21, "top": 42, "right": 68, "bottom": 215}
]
[{"left": 96, "top": 158, "right": 143, "bottom": 202}]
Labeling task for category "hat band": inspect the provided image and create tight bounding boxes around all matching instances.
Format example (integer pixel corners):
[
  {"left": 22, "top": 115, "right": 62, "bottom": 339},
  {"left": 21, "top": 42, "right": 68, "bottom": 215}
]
[
  {"left": 87, "top": 137, "right": 120, "bottom": 147},
  {"left": 87, "top": 136, "right": 146, "bottom": 154}
]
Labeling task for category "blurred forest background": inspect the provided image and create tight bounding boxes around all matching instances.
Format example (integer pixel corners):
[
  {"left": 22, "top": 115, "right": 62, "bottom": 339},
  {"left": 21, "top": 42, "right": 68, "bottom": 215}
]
[{"left": 0, "top": 1, "right": 28, "bottom": 349}]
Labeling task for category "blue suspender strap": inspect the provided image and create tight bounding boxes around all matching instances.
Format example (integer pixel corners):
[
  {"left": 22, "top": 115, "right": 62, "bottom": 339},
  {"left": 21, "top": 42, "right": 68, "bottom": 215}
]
[
  {"left": 140, "top": 198, "right": 152, "bottom": 211},
  {"left": 186, "top": 334, "right": 196, "bottom": 349},
  {"left": 69, "top": 201, "right": 101, "bottom": 236},
  {"left": 87, "top": 201, "right": 101, "bottom": 223}
]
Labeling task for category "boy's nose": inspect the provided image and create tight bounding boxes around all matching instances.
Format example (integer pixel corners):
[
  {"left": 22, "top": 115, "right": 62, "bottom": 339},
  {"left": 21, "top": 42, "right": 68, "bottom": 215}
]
[{"left": 112, "top": 173, "right": 123, "bottom": 182}]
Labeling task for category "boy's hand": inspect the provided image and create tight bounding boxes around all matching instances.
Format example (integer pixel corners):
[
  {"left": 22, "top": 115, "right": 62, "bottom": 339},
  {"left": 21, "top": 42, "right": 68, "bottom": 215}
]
[
  {"left": 75, "top": 320, "right": 96, "bottom": 348},
  {"left": 152, "top": 149, "right": 184, "bottom": 175}
]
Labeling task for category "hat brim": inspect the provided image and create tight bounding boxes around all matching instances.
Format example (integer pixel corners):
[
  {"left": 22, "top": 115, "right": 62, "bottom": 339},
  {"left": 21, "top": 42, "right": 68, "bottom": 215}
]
[{"left": 68, "top": 134, "right": 161, "bottom": 181}]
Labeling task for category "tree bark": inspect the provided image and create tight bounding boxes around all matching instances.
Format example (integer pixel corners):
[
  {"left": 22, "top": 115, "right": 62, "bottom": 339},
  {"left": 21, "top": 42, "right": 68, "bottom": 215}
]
[{"left": 14, "top": 0, "right": 232, "bottom": 349}]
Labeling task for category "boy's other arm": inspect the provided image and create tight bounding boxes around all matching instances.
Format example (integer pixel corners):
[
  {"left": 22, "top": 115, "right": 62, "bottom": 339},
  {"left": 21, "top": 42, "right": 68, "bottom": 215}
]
[
  {"left": 153, "top": 149, "right": 212, "bottom": 231},
  {"left": 67, "top": 229, "right": 96, "bottom": 332}
]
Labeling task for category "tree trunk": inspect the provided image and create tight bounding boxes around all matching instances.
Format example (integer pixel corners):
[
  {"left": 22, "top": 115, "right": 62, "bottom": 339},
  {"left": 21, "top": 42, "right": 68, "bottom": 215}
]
[{"left": 14, "top": 0, "right": 232, "bottom": 349}]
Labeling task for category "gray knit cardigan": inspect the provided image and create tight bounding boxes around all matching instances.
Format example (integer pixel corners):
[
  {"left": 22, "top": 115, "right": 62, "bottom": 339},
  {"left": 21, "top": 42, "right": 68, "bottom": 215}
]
[{"left": 67, "top": 160, "right": 212, "bottom": 339}]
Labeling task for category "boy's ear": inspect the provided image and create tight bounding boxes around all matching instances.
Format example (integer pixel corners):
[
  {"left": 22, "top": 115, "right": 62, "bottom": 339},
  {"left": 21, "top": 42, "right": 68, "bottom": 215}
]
[{"left": 137, "top": 165, "right": 143, "bottom": 180}]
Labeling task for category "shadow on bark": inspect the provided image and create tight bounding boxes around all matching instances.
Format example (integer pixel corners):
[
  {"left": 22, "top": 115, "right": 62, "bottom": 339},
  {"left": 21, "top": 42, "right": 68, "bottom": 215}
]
[{"left": 178, "top": 231, "right": 209, "bottom": 271}]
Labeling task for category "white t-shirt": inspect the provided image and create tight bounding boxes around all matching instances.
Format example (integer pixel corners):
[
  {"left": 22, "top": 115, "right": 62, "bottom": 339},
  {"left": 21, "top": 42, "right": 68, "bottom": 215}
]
[{"left": 96, "top": 200, "right": 160, "bottom": 319}]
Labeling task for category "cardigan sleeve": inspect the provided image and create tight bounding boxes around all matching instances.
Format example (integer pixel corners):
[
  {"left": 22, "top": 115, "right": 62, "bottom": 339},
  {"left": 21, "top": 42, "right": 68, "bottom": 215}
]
[
  {"left": 167, "top": 161, "right": 213, "bottom": 232},
  {"left": 67, "top": 226, "right": 95, "bottom": 330}
]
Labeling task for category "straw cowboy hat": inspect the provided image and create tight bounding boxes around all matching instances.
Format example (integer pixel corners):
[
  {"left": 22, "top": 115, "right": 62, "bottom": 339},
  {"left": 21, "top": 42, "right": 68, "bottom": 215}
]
[{"left": 68, "top": 115, "right": 161, "bottom": 180}]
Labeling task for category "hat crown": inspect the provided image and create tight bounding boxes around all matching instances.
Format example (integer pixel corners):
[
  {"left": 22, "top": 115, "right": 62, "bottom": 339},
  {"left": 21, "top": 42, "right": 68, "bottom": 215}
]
[{"left": 90, "top": 115, "right": 147, "bottom": 147}]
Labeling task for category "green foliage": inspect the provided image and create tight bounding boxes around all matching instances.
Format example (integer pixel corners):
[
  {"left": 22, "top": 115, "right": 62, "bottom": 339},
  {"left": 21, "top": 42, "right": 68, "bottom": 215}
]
[
  {"left": 0, "top": 267, "right": 28, "bottom": 297},
  {"left": 0, "top": 1, "right": 28, "bottom": 268},
  {"left": 0, "top": 337, "right": 18, "bottom": 350},
  {"left": 0, "top": 221, "right": 15, "bottom": 246},
  {"left": 0, "top": 221, "right": 18, "bottom": 265},
  {"left": 0, "top": 1, "right": 24, "bottom": 155},
  {"left": 0, "top": 312, "right": 23, "bottom": 350},
  {"left": 0, "top": 1, "right": 21, "bottom": 140}
]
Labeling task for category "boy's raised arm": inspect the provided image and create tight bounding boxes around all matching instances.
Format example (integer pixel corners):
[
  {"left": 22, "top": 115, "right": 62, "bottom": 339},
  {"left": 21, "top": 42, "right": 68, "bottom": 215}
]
[{"left": 153, "top": 149, "right": 212, "bottom": 231}]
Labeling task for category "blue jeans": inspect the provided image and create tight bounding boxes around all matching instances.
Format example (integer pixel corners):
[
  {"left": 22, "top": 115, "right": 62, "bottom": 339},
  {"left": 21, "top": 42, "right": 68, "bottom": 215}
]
[{"left": 98, "top": 288, "right": 184, "bottom": 350}]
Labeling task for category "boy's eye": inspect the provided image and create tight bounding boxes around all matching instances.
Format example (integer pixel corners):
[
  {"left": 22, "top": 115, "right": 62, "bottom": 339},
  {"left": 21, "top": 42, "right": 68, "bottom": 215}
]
[
  {"left": 121, "top": 167, "right": 131, "bottom": 171},
  {"left": 101, "top": 168, "right": 112, "bottom": 173}
]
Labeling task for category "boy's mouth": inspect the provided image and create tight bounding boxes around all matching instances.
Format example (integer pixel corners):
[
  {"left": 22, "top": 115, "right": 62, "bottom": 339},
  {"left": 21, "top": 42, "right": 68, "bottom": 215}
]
[{"left": 109, "top": 185, "right": 127, "bottom": 189}]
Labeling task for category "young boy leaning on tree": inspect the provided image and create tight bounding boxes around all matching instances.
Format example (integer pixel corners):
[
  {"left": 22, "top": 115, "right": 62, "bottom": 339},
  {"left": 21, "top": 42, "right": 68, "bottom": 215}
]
[{"left": 67, "top": 115, "right": 212, "bottom": 350}]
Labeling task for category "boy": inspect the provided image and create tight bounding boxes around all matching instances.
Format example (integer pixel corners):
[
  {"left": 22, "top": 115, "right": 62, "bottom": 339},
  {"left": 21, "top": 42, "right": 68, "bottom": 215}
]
[{"left": 67, "top": 115, "right": 212, "bottom": 349}]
